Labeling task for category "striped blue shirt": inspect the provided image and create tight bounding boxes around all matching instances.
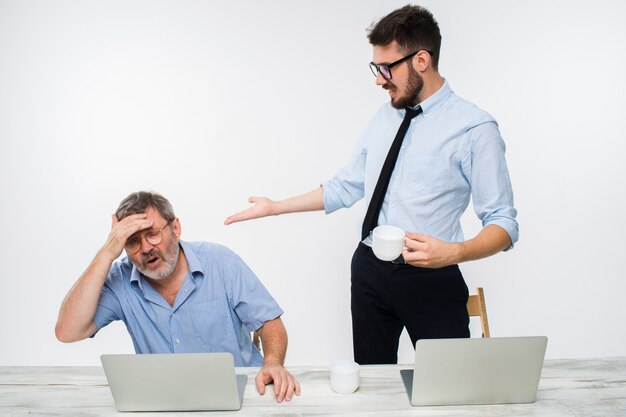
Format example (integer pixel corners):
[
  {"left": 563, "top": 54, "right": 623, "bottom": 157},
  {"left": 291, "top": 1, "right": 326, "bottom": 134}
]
[{"left": 93, "top": 240, "right": 283, "bottom": 366}]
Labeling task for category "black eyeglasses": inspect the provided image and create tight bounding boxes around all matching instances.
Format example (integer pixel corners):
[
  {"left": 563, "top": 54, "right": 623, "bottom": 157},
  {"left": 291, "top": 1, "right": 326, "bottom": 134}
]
[
  {"left": 125, "top": 220, "right": 172, "bottom": 253},
  {"left": 369, "top": 50, "right": 432, "bottom": 80}
]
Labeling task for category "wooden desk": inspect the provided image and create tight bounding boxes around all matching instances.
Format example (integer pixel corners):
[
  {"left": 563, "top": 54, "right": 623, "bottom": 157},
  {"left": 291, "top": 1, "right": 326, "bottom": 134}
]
[{"left": 1, "top": 358, "right": 625, "bottom": 416}]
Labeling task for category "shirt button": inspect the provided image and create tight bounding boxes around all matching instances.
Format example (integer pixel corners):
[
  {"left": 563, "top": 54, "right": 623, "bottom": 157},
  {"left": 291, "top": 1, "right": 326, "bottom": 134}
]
[{"left": 176, "top": 339, "right": 180, "bottom": 344}]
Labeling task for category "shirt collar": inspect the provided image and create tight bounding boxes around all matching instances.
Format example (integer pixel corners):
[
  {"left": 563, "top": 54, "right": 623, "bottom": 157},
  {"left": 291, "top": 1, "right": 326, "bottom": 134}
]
[
  {"left": 179, "top": 240, "right": 203, "bottom": 275},
  {"left": 129, "top": 240, "right": 203, "bottom": 288},
  {"left": 403, "top": 79, "right": 453, "bottom": 117},
  {"left": 417, "top": 79, "right": 452, "bottom": 116}
]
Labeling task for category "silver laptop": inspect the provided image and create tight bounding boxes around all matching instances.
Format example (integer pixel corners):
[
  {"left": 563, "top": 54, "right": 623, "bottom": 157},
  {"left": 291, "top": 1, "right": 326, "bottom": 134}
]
[
  {"left": 101, "top": 352, "right": 247, "bottom": 411},
  {"left": 400, "top": 336, "right": 548, "bottom": 406}
]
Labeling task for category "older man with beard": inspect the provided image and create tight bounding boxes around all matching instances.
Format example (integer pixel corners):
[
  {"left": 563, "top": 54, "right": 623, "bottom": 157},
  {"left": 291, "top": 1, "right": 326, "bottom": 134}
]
[
  {"left": 225, "top": 4, "right": 518, "bottom": 365},
  {"left": 56, "top": 191, "right": 300, "bottom": 403}
]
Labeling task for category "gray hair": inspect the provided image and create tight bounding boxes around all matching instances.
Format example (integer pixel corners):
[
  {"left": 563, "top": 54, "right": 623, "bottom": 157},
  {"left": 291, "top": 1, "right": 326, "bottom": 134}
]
[{"left": 115, "top": 191, "right": 176, "bottom": 222}]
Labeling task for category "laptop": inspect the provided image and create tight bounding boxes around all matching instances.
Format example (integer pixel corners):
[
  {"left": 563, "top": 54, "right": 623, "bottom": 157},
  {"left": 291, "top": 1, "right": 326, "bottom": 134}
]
[
  {"left": 400, "top": 336, "right": 548, "bottom": 406},
  {"left": 100, "top": 352, "right": 247, "bottom": 411}
]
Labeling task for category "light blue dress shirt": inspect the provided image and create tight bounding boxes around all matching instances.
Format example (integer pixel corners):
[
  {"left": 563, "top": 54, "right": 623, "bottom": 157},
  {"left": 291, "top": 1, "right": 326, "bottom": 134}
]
[
  {"left": 323, "top": 81, "right": 518, "bottom": 247},
  {"left": 92, "top": 241, "right": 283, "bottom": 367}
]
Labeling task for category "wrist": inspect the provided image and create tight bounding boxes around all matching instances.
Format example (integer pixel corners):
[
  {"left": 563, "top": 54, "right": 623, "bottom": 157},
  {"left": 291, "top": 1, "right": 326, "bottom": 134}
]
[
  {"left": 269, "top": 200, "right": 282, "bottom": 216},
  {"left": 97, "top": 245, "right": 121, "bottom": 264},
  {"left": 453, "top": 242, "right": 466, "bottom": 264},
  {"left": 263, "top": 355, "right": 283, "bottom": 367}
]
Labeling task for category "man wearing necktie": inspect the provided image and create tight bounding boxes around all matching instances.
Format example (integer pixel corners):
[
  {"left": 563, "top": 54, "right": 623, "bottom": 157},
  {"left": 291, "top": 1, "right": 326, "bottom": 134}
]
[{"left": 225, "top": 4, "right": 518, "bottom": 365}]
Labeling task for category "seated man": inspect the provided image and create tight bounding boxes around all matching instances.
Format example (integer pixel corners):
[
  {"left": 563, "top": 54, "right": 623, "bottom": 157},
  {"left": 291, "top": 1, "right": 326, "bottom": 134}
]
[{"left": 55, "top": 191, "right": 300, "bottom": 403}]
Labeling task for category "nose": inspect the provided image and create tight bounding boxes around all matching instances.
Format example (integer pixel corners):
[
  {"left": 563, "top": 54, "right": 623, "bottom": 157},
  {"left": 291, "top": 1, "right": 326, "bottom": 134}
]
[
  {"left": 139, "top": 235, "right": 155, "bottom": 253},
  {"left": 375, "top": 72, "right": 388, "bottom": 86}
]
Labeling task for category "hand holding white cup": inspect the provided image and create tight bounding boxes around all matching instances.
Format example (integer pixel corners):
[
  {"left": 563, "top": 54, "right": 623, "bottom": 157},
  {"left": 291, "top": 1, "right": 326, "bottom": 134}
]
[{"left": 372, "top": 225, "right": 405, "bottom": 261}]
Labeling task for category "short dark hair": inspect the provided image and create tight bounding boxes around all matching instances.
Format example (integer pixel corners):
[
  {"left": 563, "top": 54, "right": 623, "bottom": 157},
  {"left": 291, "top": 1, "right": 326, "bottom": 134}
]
[
  {"left": 115, "top": 191, "right": 176, "bottom": 222},
  {"left": 367, "top": 4, "right": 442, "bottom": 70}
]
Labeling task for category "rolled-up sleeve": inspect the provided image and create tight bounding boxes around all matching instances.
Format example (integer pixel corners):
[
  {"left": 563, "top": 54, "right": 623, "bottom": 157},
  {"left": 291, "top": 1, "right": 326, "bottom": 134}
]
[
  {"left": 465, "top": 121, "right": 519, "bottom": 248},
  {"left": 322, "top": 135, "right": 368, "bottom": 214}
]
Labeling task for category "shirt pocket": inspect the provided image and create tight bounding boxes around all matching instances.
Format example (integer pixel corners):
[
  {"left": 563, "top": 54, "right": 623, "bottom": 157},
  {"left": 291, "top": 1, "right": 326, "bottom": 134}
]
[
  {"left": 404, "top": 156, "right": 450, "bottom": 195},
  {"left": 189, "top": 298, "right": 231, "bottom": 347}
]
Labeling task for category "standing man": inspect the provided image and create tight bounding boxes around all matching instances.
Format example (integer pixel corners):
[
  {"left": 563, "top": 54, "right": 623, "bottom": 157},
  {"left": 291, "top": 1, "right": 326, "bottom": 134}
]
[
  {"left": 56, "top": 191, "right": 300, "bottom": 403},
  {"left": 225, "top": 5, "right": 518, "bottom": 364}
]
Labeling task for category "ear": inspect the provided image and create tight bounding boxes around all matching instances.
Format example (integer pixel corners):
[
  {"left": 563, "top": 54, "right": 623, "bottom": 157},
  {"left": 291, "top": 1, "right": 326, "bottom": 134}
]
[
  {"left": 412, "top": 50, "right": 431, "bottom": 72},
  {"left": 172, "top": 218, "right": 182, "bottom": 238}
]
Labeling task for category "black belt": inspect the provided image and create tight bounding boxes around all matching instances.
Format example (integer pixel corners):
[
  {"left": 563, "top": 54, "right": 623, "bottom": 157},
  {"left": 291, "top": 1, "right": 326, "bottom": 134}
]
[{"left": 391, "top": 254, "right": 406, "bottom": 265}]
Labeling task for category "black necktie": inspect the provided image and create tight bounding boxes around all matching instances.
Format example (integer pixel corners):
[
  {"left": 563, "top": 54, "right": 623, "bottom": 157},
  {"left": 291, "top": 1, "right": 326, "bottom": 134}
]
[{"left": 361, "top": 106, "right": 422, "bottom": 241}]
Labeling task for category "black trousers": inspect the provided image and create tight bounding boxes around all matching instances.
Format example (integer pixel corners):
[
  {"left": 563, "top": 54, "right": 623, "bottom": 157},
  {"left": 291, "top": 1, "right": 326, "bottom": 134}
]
[{"left": 351, "top": 242, "right": 470, "bottom": 364}]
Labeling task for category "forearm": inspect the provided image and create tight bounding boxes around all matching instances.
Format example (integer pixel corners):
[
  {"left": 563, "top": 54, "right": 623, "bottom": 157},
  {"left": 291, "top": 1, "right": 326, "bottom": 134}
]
[
  {"left": 258, "top": 317, "right": 288, "bottom": 365},
  {"left": 456, "top": 224, "right": 512, "bottom": 263},
  {"left": 271, "top": 187, "right": 324, "bottom": 215},
  {"left": 254, "top": 316, "right": 300, "bottom": 402},
  {"left": 55, "top": 248, "right": 115, "bottom": 342}
]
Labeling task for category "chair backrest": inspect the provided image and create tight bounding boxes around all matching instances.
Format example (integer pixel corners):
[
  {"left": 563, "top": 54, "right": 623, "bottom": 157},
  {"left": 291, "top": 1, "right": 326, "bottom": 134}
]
[
  {"left": 252, "top": 331, "right": 260, "bottom": 350},
  {"left": 466, "top": 287, "right": 490, "bottom": 338}
]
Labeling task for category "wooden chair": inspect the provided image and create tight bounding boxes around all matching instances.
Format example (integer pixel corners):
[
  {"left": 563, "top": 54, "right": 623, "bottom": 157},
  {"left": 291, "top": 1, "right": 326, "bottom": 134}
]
[
  {"left": 467, "top": 287, "right": 490, "bottom": 338},
  {"left": 252, "top": 331, "right": 261, "bottom": 350}
]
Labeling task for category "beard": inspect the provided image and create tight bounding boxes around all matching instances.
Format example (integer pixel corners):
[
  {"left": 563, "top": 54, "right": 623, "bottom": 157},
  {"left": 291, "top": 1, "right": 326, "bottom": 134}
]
[
  {"left": 133, "top": 236, "right": 180, "bottom": 281},
  {"left": 384, "top": 62, "right": 424, "bottom": 109}
]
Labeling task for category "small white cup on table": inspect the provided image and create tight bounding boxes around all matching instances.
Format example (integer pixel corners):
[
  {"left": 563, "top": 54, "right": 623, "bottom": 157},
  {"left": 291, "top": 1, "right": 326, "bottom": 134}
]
[{"left": 330, "top": 360, "right": 360, "bottom": 394}]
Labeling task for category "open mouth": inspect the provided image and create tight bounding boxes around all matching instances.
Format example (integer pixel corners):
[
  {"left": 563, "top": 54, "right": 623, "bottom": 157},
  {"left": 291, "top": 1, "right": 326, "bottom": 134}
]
[{"left": 146, "top": 256, "right": 160, "bottom": 267}]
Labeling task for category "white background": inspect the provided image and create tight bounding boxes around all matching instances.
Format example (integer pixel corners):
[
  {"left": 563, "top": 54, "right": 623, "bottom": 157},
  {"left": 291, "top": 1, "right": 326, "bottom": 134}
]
[{"left": 1, "top": 0, "right": 625, "bottom": 366}]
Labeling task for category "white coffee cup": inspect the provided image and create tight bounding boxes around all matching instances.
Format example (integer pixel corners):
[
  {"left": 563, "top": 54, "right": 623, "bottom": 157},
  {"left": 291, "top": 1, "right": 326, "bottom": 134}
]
[
  {"left": 372, "top": 225, "right": 405, "bottom": 261},
  {"left": 330, "top": 360, "right": 360, "bottom": 394}
]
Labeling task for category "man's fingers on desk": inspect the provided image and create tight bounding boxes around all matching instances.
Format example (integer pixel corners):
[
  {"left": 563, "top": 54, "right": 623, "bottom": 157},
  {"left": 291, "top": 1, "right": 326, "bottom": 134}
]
[
  {"left": 255, "top": 367, "right": 278, "bottom": 397},
  {"left": 274, "top": 368, "right": 300, "bottom": 402},
  {"left": 287, "top": 373, "right": 301, "bottom": 401},
  {"left": 255, "top": 365, "right": 300, "bottom": 403},
  {"left": 255, "top": 371, "right": 269, "bottom": 395},
  {"left": 273, "top": 372, "right": 286, "bottom": 402}
]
